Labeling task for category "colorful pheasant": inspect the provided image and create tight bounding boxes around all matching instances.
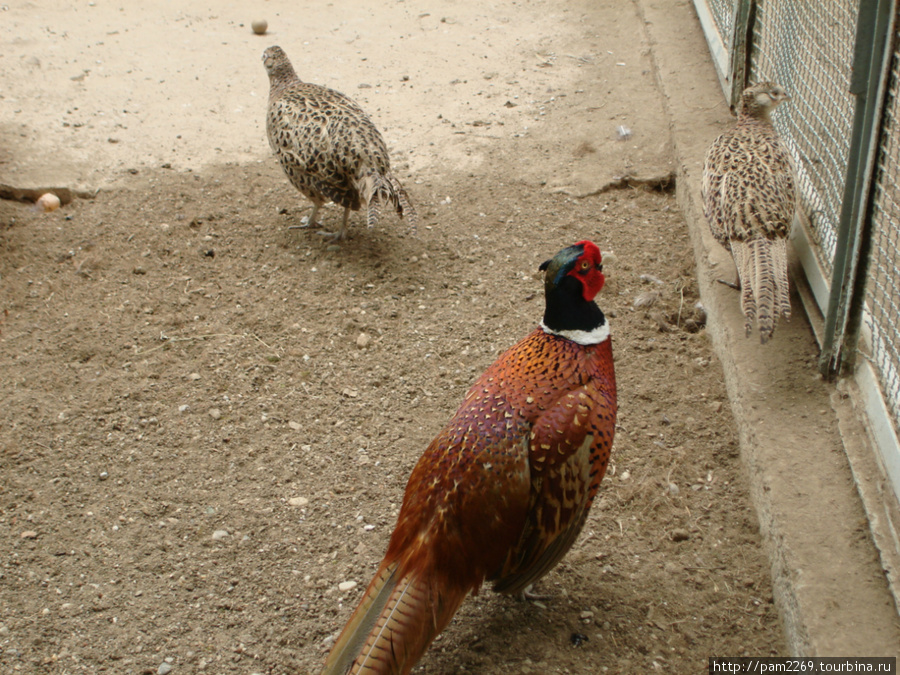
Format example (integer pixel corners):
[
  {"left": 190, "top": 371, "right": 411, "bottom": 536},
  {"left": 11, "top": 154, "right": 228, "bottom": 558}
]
[
  {"left": 702, "top": 81, "right": 795, "bottom": 343},
  {"left": 262, "top": 45, "right": 417, "bottom": 241},
  {"left": 321, "top": 241, "right": 617, "bottom": 675}
]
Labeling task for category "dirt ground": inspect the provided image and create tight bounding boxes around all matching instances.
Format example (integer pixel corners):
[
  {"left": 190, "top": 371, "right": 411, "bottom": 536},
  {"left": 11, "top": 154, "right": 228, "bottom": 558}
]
[{"left": 1, "top": 1, "right": 787, "bottom": 673}]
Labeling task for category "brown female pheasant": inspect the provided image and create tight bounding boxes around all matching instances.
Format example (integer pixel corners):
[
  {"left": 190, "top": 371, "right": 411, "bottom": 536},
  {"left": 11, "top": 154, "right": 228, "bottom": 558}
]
[
  {"left": 262, "top": 45, "right": 417, "bottom": 241},
  {"left": 702, "top": 81, "right": 795, "bottom": 343},
  {"left": 320, "top": 241, "right": 617, "bottom": 675}
]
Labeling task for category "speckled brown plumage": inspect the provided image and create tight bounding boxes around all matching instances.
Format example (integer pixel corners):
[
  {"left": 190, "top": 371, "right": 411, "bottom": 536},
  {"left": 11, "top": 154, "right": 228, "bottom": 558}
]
[
  {"left": 702, "top": 82, "right": 795, "bottom": 343},
  {"left": 321, "top": 242, "right": 617, "bottom": 675},
  {"left": 262, "top": 45, "right": 417, "bottom": 241}
]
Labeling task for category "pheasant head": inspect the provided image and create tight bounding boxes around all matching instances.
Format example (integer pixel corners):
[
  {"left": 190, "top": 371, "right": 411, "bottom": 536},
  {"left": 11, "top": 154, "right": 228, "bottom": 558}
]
[
  {"left": 262, "top": 45, "right": 300, "bottom": 98},
  {"left": 539, "top": 240, "right": 609, "bottom": 344},
  {"left": 739, "top": 82, "right": 790, "bottom": 122}
]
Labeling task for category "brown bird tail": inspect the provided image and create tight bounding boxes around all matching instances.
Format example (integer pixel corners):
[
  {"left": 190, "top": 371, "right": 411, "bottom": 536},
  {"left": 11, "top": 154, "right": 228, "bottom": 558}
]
[
  {"left": 387, "top": 173, "right": 418, "bottom": 236},
  {"left": 357, "top": 171, "right": 418, "bottom": 236},
  {"left": 730, "top": 237, "right": 791, "bottom": 343},
  {"left": 321, "top": 560, "right": 468, "bottom": 675}
]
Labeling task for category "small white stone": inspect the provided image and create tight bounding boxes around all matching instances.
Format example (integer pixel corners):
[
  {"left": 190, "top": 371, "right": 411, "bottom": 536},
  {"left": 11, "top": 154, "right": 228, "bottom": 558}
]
[
  {"left": 288, "top": 421, "right": 301, "bottom": 431},
  {"left": 338, "top": 581, "right": 358, "bottom": 592},
  {"left": 211, "top": 529, "right": 229, "bottom": 541},
  {"left": 36, "top": 192, "right": 61, "bottom": 212},
  {"left": 209, "top": 408, "right": 222, "bottom": 420},
  {"left": 356, "top": 333, "right": 371, "bottom": 349},
  {"left": 288, "top": 497, "right": 309, "bottom": 507}
]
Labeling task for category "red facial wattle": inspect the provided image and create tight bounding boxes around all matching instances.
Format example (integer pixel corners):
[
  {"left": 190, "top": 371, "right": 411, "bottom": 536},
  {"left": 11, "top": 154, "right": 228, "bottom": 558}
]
[{"left": 568, "top": 240, "right": 605, "bottom": 301}]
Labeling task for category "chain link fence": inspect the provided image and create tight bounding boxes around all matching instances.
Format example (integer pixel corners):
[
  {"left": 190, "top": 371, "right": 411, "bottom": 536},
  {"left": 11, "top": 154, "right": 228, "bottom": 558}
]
[
  {"left": 707, "top": 0, "right": 736, "bottom": 54},
  {"left": 750, "top": 0, "right": 858, "bottom": 274},
  {"left": 866, "top": 51, "right": 900, "bottom": 486},
  {"left": 693, "top": 0, "right": 900, "bottom": 513}
]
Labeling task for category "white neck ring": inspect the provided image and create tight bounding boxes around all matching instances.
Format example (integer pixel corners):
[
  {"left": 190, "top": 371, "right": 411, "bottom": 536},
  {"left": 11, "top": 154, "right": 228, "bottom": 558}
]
[{"left": 540, "top": 320, "right": 610, "bottom": 345}]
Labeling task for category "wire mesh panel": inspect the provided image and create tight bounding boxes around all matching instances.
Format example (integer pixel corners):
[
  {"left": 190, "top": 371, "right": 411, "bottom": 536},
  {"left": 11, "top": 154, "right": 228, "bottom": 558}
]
[
  {"left": 693, "top": 0, "right": 740, "bottom": 100},
  {"left": 708, "top": 0, "right": 737, "bottom": 54},
  {"left": 866, "top": 46, "right": 900, "bottom": 471},
  {"left": 749, "top": 0, "right": 859, "bottom": 277}
]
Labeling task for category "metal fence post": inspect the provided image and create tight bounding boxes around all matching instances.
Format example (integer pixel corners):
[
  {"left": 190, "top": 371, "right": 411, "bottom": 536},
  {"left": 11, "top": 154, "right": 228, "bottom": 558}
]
[
  {"left": 819, "top": 0, "right": 895, "bottom": 376},
  {"left": 729, "top": 0, "right": 756, "bottom": 109}
]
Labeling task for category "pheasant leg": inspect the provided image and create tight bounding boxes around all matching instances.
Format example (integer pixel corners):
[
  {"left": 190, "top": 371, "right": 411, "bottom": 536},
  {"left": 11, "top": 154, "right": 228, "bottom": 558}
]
[
  {"left": 716, "top": 276, "right": 741, "bottom": 291},
  {"left": 288, "top": 203, "right": 320, "bottom": 230},
  {"left": 316, "top": 207, "right": 350, "bottom": 241}
]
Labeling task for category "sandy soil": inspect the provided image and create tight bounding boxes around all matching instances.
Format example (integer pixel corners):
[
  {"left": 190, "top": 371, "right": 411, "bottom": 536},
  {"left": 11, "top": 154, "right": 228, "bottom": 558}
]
[{"left": 1, "top": 1, "right": 786, "bottom": 673}]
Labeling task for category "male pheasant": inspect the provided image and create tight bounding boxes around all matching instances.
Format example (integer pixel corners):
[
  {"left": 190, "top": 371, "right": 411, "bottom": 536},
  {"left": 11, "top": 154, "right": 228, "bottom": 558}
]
[
  {"left": 262, "top": 45, "right": 417, "bottom": 241},
  {"left": 701, "top": 81, "right": 795, "bottom": 343},
  {"left": 320, "top": 241, "right": 617, "bottom": 675}
]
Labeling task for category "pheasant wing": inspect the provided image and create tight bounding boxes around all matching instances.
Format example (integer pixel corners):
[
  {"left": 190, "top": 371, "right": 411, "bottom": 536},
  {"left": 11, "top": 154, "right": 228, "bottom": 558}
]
[{"left": 492, "top": 384, "right": 614, "bottom": 595}]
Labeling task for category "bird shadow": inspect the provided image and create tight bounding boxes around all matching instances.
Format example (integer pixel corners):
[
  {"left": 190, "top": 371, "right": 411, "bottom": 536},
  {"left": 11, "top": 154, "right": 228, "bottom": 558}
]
[{"left": 421, "top": 575, "right": 622, "bottom": 672}]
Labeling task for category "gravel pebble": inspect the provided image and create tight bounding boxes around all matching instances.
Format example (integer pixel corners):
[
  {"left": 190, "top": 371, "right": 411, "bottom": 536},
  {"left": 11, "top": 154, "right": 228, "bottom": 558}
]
[
  {"left": 338, "top": 580, "right": 358, "bottom": 592},
  {"left": 212, "top": 529, "right": 229, "bottom": 541},
  {"left": 671, "top": 528, "right": 690, "bottom": 542}
]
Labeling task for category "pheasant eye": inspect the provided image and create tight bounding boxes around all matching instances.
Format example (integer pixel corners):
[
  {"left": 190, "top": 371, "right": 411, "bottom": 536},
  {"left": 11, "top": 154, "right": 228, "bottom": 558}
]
[{"left": 579, "top": 260, "right": 590, "bottom": 272}]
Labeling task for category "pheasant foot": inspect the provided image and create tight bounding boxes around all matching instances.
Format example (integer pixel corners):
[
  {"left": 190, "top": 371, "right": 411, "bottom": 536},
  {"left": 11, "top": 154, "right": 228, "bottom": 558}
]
[
  {"left": 516, "top": 583, "right": 553, "bottom": 603},
  {"left": 316, "top": 229, "right": 347, "bottom": 242}
]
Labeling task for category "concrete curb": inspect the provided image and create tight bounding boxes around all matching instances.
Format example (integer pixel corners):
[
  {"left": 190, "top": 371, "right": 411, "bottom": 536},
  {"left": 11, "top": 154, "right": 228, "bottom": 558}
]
[{"left": 634, "top": 0, "right": 900, "bottom": 656}]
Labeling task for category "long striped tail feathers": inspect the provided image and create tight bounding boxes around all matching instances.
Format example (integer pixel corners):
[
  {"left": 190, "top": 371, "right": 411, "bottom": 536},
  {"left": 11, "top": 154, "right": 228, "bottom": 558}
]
[
  {"left": 321, "top": 560, "right": 469, "bottom": 675},
  {"left": 730, "top": 236, "right": 791, "bottom": 343},
  {"left": 357, "top": 170, "right": 418, "bottom": 237}
]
